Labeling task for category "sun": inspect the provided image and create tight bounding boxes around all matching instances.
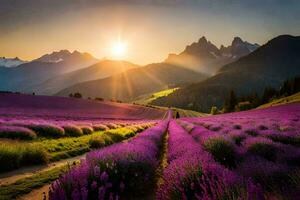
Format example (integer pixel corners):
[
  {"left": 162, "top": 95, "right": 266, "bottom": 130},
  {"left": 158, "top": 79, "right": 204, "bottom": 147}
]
[{"left": 111, "top": 41, "right": 127, "bottom": 58}]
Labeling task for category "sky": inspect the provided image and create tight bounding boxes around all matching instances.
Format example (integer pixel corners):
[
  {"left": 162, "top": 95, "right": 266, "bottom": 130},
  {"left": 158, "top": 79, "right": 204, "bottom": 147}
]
[{"left": 0, "top": 0, "right": 299, "bottom": 65}]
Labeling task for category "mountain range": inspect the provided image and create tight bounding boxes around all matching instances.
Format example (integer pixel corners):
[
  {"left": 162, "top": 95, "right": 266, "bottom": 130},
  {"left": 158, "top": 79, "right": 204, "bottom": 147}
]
[
  {"left": 0, "top": 50, "right": 99, "bottom": 92},
  {"left": 152, "top": 35, "right": 300, "bottom": 112},
  {"left": 0, "top": 57, "right": 26, "bottom": 67},
  {"left": 56, "top": 63, "right": 207, "bottom": 100},
  {"left": 54, "top": 37, "right": 259, "bottom": 100},
  {"left": 34, "top": 60, "right": 139, "bottom": 95},
  {"left": 165, "top": 36, "right": 259, "bottom": 75},
  {"left": 2, "top": 35, "right": 298, "bottom": 113},
  {"left": 0, "top": 36, "right": 258, "bottom": 99}
]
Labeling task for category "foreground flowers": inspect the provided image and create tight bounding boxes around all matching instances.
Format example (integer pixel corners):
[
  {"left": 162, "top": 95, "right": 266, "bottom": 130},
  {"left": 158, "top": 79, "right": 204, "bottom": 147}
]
[
  {"left": 49, "top": 104, "right": 300, "bottom": 199},
  {"left": 49, "top": 120, "right": 169, "bottom": 199},
  {"left": 157, "top": 120, "right": 241, "bottom": 200}
]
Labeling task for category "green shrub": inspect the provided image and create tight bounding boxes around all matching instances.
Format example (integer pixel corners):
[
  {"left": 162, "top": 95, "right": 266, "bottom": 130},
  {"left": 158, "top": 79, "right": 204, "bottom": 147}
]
[
  {"left": 203, "top": 137, "right": 237, "bottom": 168},
  {"left": 80, "top": 126, "right": 93, "bottom": 135},
  {"left": 0, "top": 143, "right": 49, "bottom": 172},
  {"left": 233, "top": 124, "right": 242, "bottom": 130},
  {"left": 28, "top": 124, "right": 65, "bottom": 138},
  {"left": 104, "top": 127, "right": 136, "bottom": 142},
  {"left": 210, "top": 106, "right": 218, "bottom": 115},
  {"left": 235, "top": 101, "right": 253, "bottom": 111},
  {"left": 63, "top": 125, "right": 83, "bottom": 137},
  {"left": 267, "top": 134, "right": 300, "bottom": 147},
  {"left": 106, "top": 123, "right": 121, "bottom": 129},
  {"left": 21, "top": 144, "right": 49, "bottom": 165},
  {"left": 230, "top": 133, "right": 246, "bottom": 145},
  {"left": 245, "top": 129, "right": 259, "bottom": 136},
  {"left": 0, "top": 126, "right": 37, "bottom": 140},
  {"left": 92, "top": 124, "right": 109, "bottom": 131},
  {"left": 105, "top": 131, "right": 126, "bottom": 142},
  {"left": 102, "top": 134, "right": 113, "bottom": 145},
  {"left": 0, "top": 144, "right": 22, "bottom": 172},
  {"left": 89, "top": 136, "right": 106, "bottom": 149},
  {"left": 248, "top": 143, "right": 278, "bottom": 161}
]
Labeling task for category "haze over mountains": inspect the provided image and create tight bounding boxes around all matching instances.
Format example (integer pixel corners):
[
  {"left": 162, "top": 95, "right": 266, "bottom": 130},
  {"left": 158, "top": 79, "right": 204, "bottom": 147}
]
[
  {"left": 56, "top": 63, "right": 207, "bottom": 100},
  {"left": 1, "top": 35, "right": 299, "bottom": 113},
  {"left": 55, "top": 36, "right": 259, "bottom": 100},
  {"left": 0, "top": 50, "right": 99, "bottom": 92},
  {"left": 165, "top": 36, "right": 259, "bottom": 75},
  {"left": 35, "top": 60, "right": 139, "bottom": 95},
  {"left": 0, "top": 57, "right": 26, "bottom": 68},
  {"left": 153, "top": 35, "right": 300, "bottom": 112},
  {"left": 0, "top": 36, "right": 258, "bottom": 97}
]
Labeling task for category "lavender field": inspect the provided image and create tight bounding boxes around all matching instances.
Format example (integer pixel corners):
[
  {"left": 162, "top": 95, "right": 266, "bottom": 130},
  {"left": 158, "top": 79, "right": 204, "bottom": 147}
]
[
  {"left": 0, "top": 94, "right": 165, "bottom": 176},
  {"left": 0, "top": 93, "right": 300, "bottom": 199},
  {"left": 43, "top": 103, "right": 300, "bottom": 200}
]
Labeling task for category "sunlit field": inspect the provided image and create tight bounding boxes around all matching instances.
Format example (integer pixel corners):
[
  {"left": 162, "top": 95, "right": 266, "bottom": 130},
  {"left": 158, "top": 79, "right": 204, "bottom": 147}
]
[{"left": 1, "top": 0, "right": 300, "bottom": 199}]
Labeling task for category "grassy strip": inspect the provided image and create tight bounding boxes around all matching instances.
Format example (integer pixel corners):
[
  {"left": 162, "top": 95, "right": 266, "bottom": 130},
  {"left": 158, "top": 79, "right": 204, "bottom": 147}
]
[
  {"left": 0, "top": 143, "right": 49, "bottom": 172},
  {"left": 0, "top": 164, "right": 72, "bottom": 200},
  {"left": 257, "top": 92, "right": 300, "bottom": 109},
  {"left": 156, "top": 132, "right": 169, "bottom": 187},
  {"left": 0, "top": 123, "right": 153, "bottom": 173}
]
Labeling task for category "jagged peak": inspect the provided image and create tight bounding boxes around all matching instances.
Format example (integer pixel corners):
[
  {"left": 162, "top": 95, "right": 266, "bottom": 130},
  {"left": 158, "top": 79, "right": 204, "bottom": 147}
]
[
  {"left": 232, "top": 37, "right": 244, "bottom": 46},
  {"left": 198, "top": 36, "right": 208, "bottom": 43}
]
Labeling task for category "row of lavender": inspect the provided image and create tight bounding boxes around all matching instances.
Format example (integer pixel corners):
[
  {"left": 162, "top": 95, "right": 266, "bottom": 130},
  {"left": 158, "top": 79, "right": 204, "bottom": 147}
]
[
  {"left": 0, "top": 118, "right": 155, "bottom": 140},
  {"left": 48, "top": 104, "right": 300, "bottom": 199},
  {"left": 178, "top": 103, "right": 300, "bottom": 199},
  {"left": 157, "top": 120, "right": 245, "bottom": 199},
  {"left": 49, "top": 119, "right": 170, "bottom": 199}
]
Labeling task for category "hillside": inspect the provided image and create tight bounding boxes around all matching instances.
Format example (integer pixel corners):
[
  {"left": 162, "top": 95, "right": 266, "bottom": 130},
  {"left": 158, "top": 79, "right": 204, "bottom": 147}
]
[
  {"left": 257, "top": 92, "right": 300, "bottom": 109},
  {"left": 153, "top": 35, "right": 300, "bottom": 112},
  {"left": 34, "top": 60, "right": 139, "bottom": 95},
  {"left": 0, "top": 50, "right": 98, "bottom": 93},
  {"left": 56, "top": 63, "right": 208, "bottom": 101},
  {"left": 131, "top": 88, "right": 179, "bottom": 105},
  {"left": 0, "top": 93, "right": 166, "bottom": 120},
  {"left": 165, "top": 36, "right": 259, "bottom": 75},
  {"left": 0, "top": 57, "right": 26, "bottom": 67}
]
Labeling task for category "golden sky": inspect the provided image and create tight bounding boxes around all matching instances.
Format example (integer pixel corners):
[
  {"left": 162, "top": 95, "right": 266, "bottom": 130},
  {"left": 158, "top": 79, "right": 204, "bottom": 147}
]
[{"left": 0, "top": 1, "right": 299, "bottom": 65}]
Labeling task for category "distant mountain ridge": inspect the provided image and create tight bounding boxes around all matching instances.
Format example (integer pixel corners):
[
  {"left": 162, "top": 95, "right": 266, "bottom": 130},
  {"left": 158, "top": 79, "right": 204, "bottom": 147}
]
[
  {"left": 56, "top": 63, "right": 208, "bottom": 101},
  {"left": 34, "top": 60, "right": 139, "bottom": 94},
  {"left": 153, "top": 35, "right": 300, "bottom": 112},
  {"left": 0, "top": 57, "right": 26, "bottom": 67},
  {"left": 0, "top": 50, "right": 99, "bottom": 92},
  {"left": 165, "top": 36, "right": 259, "bottom": 75},
  {"left": 0, "top": 36, "right": 259, "bottom": 99}
]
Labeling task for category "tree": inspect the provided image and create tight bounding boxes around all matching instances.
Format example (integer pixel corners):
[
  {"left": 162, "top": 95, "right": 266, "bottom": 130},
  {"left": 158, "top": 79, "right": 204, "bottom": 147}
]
[
  {"left": 224, "top": 90, "right": 237, "bottom": 113},
  {"left": 95, "top": 97, "right": 104, "bottom": 101},
  {"left": 235, "top": 101, "right": 252, "bottom": 111},
  {"left": 261, "top": 87, "right": 277, "bottom": 104},
  {"left": 210, "top": 106, "right": 218, "bottom": 115},
  {"left": 73, "top": 92, "right": 82, "bottom": 98}
]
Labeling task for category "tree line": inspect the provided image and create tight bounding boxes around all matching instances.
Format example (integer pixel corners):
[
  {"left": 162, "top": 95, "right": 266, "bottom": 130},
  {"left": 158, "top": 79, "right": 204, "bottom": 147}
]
[{"left": 215, "top": 76, "right": 300, "bottom": 114}]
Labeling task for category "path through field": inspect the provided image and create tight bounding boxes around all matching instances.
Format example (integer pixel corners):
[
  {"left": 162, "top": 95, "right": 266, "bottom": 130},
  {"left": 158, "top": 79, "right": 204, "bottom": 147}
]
[
  {"left": 17, "top": 184, "right": 50, "bottom": 200},
  {"left": 0, "top": 154, "right": 85, "bottom": 186}
]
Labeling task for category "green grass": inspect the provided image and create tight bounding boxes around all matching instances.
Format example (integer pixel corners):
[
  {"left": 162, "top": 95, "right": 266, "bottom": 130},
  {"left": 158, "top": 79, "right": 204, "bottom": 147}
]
[
  {"left": 203, "top": 137, "right": 237, "bottom": 168},
  {"left": 0, "top": 143, "right": 49, "bottom": 172},
  {"left": 0, "top": 164, "right": 72, "bottom": 200},
  {"left": 258, "top": 92, "right": 300, "bottom": 109},
  {"left": 170, "top": 107, "right": 208, "bottom": 117},
  {"left": 132, "top": 88, "right": 179, "bottom": 104},
  {"left": 0, "top": 123, "right": 153, "bottom": 172}
]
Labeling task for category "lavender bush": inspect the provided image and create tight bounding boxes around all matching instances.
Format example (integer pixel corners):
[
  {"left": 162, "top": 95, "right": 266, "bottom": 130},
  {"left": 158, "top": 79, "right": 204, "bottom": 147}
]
[
  {"left": 0, "top": 125, "right": 37, "bottom": 140},
  {"left": 157, "top": 121, "right": 241, "bottom": 200},
  {"left": 49, "top": 120, "right": 169, "bottom": 199}
]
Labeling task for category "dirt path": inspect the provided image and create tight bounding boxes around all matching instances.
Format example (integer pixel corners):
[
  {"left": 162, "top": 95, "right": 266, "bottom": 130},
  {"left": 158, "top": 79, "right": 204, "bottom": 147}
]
[
  {"left": 16, "top": 184, "right": 50, "bottom": 200},
  {"left": 0, "top": 154, "right": 86, "bottom": 186}
]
